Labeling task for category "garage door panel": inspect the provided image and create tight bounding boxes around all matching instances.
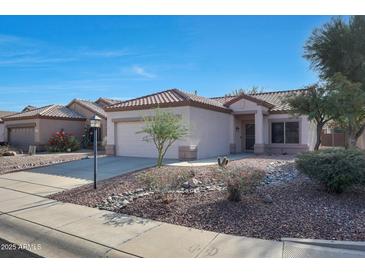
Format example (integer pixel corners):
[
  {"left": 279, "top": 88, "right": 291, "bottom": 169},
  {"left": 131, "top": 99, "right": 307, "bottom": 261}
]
[
  {"left": 115, "top": 122, "right": 179, "bottom": 159},
  {"left": 9, "top": 127, "right": 35, "bottom": 150}
]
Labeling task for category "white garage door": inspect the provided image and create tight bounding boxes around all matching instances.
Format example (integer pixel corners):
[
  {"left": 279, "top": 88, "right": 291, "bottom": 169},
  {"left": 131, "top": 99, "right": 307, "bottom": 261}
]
[
  {"left": 115, "top": 121, "right": 179, "bottom": 159},
  {"left": 115, "top": 122, "right": 158, "bottom": 158},
  {"left": 9, "top": 127, "right": 35, "bottom": 150}
]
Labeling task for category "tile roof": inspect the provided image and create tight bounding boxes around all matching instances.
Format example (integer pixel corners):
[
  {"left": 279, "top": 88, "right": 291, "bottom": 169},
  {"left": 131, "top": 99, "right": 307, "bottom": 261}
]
[
  {"left": 251, "top": 89, "right": 308, "bottom": 112},
  {"left": 105, "top": 89, "right": 231, "bottom": 113},
  {"left": 105, "top": 88, "right": 309, "bottom": 114},
  {"left": 0, "top": 110, "right": 16, "bottom": 123},
  {"left": 3, "top": 105, "right": 86, "bottom": 121},
  {"left": 95, "top": 97, "right": 123, "bottom": 107},
  {"left": 68, "top": 99, "right": 107, "bottom": 118},
  {"left": 211, "top": 88, "right": 309, "bottom": 113}
]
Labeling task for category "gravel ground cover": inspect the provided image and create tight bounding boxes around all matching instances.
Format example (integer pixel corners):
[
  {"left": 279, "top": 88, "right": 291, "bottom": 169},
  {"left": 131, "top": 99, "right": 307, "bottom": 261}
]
[
  {"left": 0, "top": 153, "right": 89, "bottom": 174},
  {"left": 50, "top": 155, "right": 365, "bottom": 241}
]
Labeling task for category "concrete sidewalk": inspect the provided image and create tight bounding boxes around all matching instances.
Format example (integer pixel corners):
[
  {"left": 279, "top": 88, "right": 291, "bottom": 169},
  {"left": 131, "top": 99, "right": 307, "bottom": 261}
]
[
  {"left": 0, "top": 167, "right": 364, "bottom": 258},
  {"left": 0, "top": 186, "right": 284, "bottom": 258}
]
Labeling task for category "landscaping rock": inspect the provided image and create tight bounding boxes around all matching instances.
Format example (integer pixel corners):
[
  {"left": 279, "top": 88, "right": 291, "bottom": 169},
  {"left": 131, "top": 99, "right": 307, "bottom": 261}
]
[
  {"left": 0, "top": 153, "right": 87, "bottom": 174},
  {"left": 263, "top": 194, "right": 273, "bottom": 204},
  {"left": 121, "top": 200, "right": 130, "bottom": 207},
  {"left": 182, "top": 178, "right": 201, "bottom": 189},
  {"left": 3, "top": 151, "right": 17, "bottom": 156}
]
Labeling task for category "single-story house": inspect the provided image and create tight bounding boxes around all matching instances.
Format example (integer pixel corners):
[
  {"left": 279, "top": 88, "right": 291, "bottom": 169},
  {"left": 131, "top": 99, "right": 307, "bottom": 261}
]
[
  {"left": 3, "top": 97, "right": 122, "bottom": 151},
  {"left": 104, "top": 88, "right": 317, "bottom": 160},
  {"left": 3, "top": 105, "right": 86, "bottom": 151},
  {"left": 0, "top": 110, "right": 16, "bottom": 143}
]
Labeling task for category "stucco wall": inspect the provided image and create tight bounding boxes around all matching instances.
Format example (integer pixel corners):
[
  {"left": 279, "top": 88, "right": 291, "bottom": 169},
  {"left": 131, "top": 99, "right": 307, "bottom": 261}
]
[
  {"left": 189, "top": 106, "right": 231, "bottom": 159},
  {"left": 107, "top": 106, "right": 191, "bottom": 159},
  {"left": 107, "top": 106, "right": 231, "bottom": 159},
  {"left": 38, "top": 119, "right": 85, "bottom": 145},
  {"left": 230, "top": 98, "right": 268, "bottom": 113},
  {"left": 68, "top": 102, "right": 107, "bottom": 141},
  {"left": 0, "top": 123, "right": 4, "bottom": 142}
]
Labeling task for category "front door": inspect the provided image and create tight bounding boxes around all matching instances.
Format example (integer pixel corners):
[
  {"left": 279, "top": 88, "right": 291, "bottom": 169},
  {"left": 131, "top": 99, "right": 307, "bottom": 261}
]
[{"left": 245, "top": 123, "right": 255, "bottom": 151}]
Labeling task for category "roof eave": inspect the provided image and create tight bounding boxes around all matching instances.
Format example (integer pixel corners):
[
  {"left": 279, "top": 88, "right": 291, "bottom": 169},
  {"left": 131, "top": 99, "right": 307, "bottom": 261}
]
[
  {"left": 105, "top": 101, "right": 232, "bottom": 114},
  {"left": 224, "top": 94, "right": 275, "bottom": 109}
]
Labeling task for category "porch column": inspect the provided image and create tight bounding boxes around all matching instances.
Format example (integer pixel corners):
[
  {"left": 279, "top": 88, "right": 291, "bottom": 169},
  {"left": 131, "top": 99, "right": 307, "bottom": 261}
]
[
  {"left": 254, "top": 108, "right": 265, "bottom": 154},
  {"left": 229, "top": 115, "right": 236, "bottom": 154}
]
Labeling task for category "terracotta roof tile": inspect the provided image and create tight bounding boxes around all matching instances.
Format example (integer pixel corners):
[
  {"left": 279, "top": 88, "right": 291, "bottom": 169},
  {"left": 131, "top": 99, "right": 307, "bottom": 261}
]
[
  {"left": 251, "top": 89, "right": 308, "bottom": 112},
  {"left": 3, "top": 105, "right": 86, "bottom": 121},
  {"left": 211, "top": 89, "right": 309, "bottom": 113},
  {"left": 105, "top": 89, "right": 231, "bottom": 113}
]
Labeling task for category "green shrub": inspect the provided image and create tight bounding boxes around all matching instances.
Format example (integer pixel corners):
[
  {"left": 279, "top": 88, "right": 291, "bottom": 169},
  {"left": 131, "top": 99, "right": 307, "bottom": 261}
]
[
  {"left": 296, "top": 148, "right": 365, "bottom": 193},
  {"left": 47, "top": 130, "right": 80, "bottom": 152}
]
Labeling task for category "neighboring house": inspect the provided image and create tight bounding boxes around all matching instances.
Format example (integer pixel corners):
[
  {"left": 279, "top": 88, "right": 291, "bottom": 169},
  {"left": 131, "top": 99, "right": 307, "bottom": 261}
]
[
  {"left": 0, "top": 110, "right": 16, "bottom": 143},
  {"left": 104, "top": 88, "right": 316, "bottom": 160},
  {"left": 2, "top": 105, "right": 86, "bottom": 151},
  {"left": 67, "top": 99, "right": 109, "bottom": 144},
  {"left": 3, "top": 98, "right": 121, "bottom": 151}
]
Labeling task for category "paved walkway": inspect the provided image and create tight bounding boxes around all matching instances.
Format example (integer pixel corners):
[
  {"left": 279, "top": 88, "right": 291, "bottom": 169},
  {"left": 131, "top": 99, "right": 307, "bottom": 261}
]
[{"left": 0, "top": 157, "right": 364, "bottom": 258}]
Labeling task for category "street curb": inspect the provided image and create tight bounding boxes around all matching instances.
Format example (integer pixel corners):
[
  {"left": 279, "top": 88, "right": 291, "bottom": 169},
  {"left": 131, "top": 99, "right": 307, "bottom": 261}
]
[{"left": 281, "top": 238, "right": 365, "bottom": 252}]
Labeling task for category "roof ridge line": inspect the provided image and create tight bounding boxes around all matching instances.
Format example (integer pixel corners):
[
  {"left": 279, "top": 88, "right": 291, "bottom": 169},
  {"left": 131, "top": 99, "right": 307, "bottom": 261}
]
[
  {"left": 251, "top": 88, "right": 309, "bottom": 95},
  {"left": 172, "top": 89, "right": 192, "bottom": 101},
  {"left": 112, "top": 88, "right": 183, "bottom": 105},
  {"left": 20, "top": 104, "right": 53, "bottom": 114},
  {"left": 39, "top": 104, "right": 57, "bottom": 115}
]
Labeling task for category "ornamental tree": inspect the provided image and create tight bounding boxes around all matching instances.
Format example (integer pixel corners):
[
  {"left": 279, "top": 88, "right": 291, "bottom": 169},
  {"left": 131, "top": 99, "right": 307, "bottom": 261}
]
[
  {"left": 138, "top": 109, "right": 188, "bottom": 167},
  {"left": 284, "top": 85, "right": 336, "bottom": 150}
]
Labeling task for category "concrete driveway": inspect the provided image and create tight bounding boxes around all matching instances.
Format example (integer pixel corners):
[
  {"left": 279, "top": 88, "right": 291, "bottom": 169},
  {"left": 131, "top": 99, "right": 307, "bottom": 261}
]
[
  {"left": 29, "top": 156, "right": 159, "bottom": 181},
  {"left": 0, "top": 156, "right": 160, "bottom": 197}
]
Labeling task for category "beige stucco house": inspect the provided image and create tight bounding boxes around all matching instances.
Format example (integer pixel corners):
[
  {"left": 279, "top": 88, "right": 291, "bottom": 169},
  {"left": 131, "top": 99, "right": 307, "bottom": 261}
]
[
  {"left": 3, "top": 98, "right": 121, "bottom": 151},
  {"left": 105, "top": 88, "right": 317, "bottom": 160},
  {"left": 3, "top": 105, "right": 86, "bottom": 151}
]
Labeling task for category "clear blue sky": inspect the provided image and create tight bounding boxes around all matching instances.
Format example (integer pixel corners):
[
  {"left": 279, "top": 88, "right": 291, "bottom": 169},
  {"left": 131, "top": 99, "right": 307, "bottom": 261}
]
[{"left": 0, "top": 16, "right": 332, "bottom": 111}]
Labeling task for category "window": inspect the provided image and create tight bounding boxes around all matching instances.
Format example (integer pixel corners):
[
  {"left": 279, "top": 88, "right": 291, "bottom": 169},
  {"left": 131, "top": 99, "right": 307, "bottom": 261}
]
[
  {"left": 271, "top": 121, "right": 299, "bottom": 144},
  {"left": 271, "top": 122, "right": 284, "bottom": 143},
  {"left": 285, "top": 122, "right": 299, "bottom": 143}
]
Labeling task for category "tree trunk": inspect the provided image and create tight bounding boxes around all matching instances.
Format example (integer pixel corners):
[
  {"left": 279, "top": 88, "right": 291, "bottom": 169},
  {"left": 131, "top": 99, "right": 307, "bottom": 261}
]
[
  {"left": 157, "top": 149, "right": 163, "bottom": 167},
  {"left": 347, "top": 133, "right": 358, "bottom": 149},
  {"left": 314, "top": 123, "right": 323, "bottom": 151}
]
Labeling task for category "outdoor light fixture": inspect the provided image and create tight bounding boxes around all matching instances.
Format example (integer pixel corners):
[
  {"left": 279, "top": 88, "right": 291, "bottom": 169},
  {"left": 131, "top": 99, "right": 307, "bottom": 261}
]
[{"left": 90, "top": 114, "right": 101, "bottom": 189}]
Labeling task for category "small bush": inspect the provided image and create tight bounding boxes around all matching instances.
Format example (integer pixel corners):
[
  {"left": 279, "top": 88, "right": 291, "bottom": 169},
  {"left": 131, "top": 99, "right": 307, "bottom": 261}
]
[
  {"left": 136, "top": 167, "right": 195, "bottom": 192},
  {"left": 213, "top": 166, "right": 264, "bottom": 202},
  {"left": 296, "top": 148, "right": 365, "bottom": 193},
  {"left": 47, "top": 130, "right": 80, "bottom": 153}
]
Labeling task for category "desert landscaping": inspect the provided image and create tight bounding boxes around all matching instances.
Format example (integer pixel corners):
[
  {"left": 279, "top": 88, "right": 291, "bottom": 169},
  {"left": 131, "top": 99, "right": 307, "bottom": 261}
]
[{"left": 50, "top": 154, "right": 365, "bottom": 241}]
